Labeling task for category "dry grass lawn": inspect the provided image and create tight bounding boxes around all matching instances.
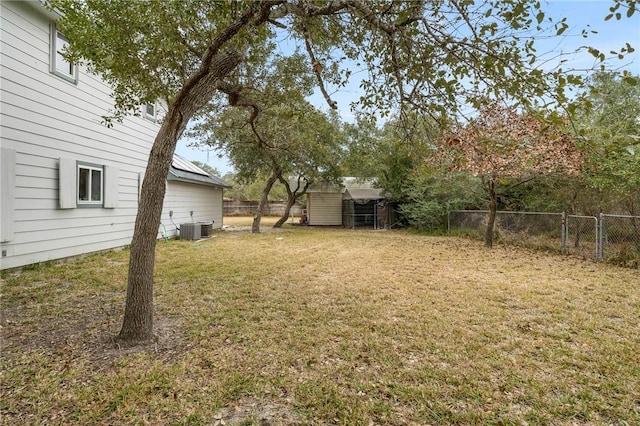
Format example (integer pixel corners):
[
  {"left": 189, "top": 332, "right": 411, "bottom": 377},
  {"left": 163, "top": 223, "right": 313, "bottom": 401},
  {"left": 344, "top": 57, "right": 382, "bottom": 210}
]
[{"left": 1, "top": 221, "right": 639, "bottom": 425}]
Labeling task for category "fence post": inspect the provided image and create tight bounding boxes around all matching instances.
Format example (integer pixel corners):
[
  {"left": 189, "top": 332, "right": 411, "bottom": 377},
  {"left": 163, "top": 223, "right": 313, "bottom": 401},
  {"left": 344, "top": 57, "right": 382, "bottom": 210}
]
[
  {"left": 598, "top": 213, "right": 605, "bottom": 261},
  {"left": 561, "top": 212, "right": 566, "bottom": 254},
  {"left": 374, "top": 204, "right": 378, "bottom": 230},
  {"left": 447, "top": 210, "right": 451, "bottom": 234}
]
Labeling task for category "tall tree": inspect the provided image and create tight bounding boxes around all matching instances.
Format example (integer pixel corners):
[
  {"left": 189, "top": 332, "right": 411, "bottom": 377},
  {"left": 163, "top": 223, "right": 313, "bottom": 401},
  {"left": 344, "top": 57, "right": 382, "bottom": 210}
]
[
  {"left": 192, "top": 55, "right": 343, "bottom": 233},
  {"left": 575, "top": 72, "right": 640, "bottom": 214},
  {"left": 52, "top": 0, "right": 634, "bottom": 342},
  {"left": 431, "top": 103, "right": 584, "bottom": 247}
]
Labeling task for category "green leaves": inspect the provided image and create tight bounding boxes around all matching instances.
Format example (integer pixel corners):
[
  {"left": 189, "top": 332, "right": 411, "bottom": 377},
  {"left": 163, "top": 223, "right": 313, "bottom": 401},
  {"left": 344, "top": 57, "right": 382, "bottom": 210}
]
[
  {"left": 555, "top": 18, "right": 568, "bottom": 35},
  {"left": 587, "top": 47, "right": 606, "bottom": 62},
  {"left": 572, "top": 71, "right": 640, "bottom": 204},
  {"left": 192, "top": 53, "right": 344, "bottom": 196},
  {"left": 51, "top": 0, "right": 271, "bottom": 121},
  {"left": 605, "top": 0, "right": 637, "bottom": 20}
]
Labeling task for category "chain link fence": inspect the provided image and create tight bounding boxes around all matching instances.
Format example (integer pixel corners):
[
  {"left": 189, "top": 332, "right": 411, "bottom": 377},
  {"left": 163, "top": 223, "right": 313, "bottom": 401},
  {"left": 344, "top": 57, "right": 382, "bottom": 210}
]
[
  {"left": 599, "top": 214, "right": 640, "bottom": 268},
  {"left": 565, "top": 215, "right": 598, "bottom": 259},
  {"left": 448, "top": 210, "right": 563, "bottom": 252},
  {"left": 448, "top": 210, "right": 640, "bottom": 268}
]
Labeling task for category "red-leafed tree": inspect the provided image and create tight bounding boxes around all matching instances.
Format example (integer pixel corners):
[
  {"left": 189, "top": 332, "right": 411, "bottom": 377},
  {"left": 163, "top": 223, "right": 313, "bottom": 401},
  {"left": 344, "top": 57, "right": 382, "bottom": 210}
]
[{"left": 432, "top": 103, "right": 583, "bottom": 248}]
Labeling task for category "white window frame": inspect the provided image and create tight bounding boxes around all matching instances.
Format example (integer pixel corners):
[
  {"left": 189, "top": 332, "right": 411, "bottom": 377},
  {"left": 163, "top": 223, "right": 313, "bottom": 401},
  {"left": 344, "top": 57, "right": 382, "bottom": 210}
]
[
  {"left": 144, "top": 102, "right": 157, "bottom": 122},
  {"left": 77, "top": 163, "right": 103, "bottom": 207},
  {"left": 50, "top": 23, "right": 78, "bottom": 84},
  {"left": 60, "top": 159, "right": 119, "bottom": 209}
]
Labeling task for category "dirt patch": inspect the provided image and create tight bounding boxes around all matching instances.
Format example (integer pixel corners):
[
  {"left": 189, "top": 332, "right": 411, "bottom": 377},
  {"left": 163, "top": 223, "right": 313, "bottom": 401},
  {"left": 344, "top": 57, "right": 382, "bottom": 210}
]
[
  {"left": 1, "top": 294, "right": 188, "bottom": 371},
  {"left": 92, "top": 316, "right": 188, "bottom": 367}
]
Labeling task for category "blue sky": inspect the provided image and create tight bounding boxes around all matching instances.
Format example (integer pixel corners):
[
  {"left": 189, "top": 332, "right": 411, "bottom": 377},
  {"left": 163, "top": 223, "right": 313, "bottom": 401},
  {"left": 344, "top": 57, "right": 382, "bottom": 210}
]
[
  {"left": 539, "top": 0, "right": 639, "bottom": 72},
  {"left": 175, "top": 0, "right": 640, "bottom": 175}
]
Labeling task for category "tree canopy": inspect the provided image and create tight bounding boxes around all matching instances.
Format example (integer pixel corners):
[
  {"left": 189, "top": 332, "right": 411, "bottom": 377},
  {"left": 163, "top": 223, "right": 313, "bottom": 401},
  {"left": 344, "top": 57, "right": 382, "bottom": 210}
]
[
  {"left": 575, "top": 72, "right": 640, "bottom": 214},
  {"left": 52, "top": 0, "right": 634, "bottom": 121}
]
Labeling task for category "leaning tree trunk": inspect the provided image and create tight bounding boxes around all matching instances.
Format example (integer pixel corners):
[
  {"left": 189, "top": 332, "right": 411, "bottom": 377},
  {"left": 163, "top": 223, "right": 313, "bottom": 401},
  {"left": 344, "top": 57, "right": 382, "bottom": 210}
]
[
  {"left": 252, "top": 171, "right": 279, "bottom": 234},
  {"left": 118, "top": 113, "right": 184, "bottom": 342},
  {"left": 274, "top": 176, "right": 309, "bottom": 228},
  {"left": 118, "top": 50, "right": 242, "bottom": 343},
  {"left": 274, "top": 196, "right": 299, "bottom": 228},
  {"left": 485, "top": 179, "right": 498, "bottom": 248}
]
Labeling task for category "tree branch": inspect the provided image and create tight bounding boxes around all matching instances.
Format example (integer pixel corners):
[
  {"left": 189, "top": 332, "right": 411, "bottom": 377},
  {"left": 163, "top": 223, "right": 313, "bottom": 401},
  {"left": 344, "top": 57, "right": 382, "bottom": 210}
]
[
  {"left": 301, "top": 23, "right": 338, "bottom": 109},
  {"left": 174, "top": 0, "right": 286, "bottom": 115},
  {"left": 216, "top": 82, "right": 276, "bottom": 151}
]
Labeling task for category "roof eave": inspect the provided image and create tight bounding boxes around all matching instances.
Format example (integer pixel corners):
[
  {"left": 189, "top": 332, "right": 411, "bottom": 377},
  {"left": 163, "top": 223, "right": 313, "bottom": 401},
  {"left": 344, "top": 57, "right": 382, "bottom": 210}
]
[
  {"left": 27, "top": 0, "right": 63, "bottom": 20},
  {"left": 167, "top": 169, "right": 232, "bottom": 188}
]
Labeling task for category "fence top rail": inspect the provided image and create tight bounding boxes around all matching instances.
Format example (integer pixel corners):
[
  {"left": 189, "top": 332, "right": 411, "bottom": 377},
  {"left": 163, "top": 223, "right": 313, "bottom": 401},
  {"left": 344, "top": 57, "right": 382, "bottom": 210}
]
[
  {"left": 600, "top": 214, "right": 640, "bottom": 219},
  {"left": 450, "top": 210, "right": 640, "bottom": 220},
  {"left": 567, "top": 215, "right": 598, "bottom": 220},
  {"left": 449, "top": 210, "right": 563, "bottom": 216}
]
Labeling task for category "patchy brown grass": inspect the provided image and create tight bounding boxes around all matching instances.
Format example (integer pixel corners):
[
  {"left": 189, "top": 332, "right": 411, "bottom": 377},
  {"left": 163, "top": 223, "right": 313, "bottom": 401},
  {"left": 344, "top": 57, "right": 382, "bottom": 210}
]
[
  {"left": 1, "top": 224, "right": 639, "bottom": 425},
  {"left": 223, "top": 215, "right": 283, "bottom": 227}
]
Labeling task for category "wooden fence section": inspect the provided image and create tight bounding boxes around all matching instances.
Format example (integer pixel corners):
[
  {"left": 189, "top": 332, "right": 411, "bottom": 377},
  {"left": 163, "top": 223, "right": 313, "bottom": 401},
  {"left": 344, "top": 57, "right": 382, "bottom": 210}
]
[{"left": 223, "top": 200, "right": 305, "bottom": 217}]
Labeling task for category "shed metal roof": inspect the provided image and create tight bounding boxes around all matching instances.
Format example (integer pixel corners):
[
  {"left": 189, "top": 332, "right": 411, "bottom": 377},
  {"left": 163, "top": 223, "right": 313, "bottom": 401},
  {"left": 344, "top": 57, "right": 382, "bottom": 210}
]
[
  {"left": 343, "top": 187, "right": 384, "bottom": 200},
  {"left": 305, "top": 177, "right": 379, "bottom": 193}
]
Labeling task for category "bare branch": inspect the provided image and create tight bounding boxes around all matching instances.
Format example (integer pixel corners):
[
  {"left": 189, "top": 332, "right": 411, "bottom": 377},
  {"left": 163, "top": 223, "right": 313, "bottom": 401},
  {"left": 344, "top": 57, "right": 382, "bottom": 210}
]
[
  {"left": 301, "top": 23, "right": 338, "bottom": 110},
  {"left": 267, "top": 18, "right": 287, "bottom": 29}
]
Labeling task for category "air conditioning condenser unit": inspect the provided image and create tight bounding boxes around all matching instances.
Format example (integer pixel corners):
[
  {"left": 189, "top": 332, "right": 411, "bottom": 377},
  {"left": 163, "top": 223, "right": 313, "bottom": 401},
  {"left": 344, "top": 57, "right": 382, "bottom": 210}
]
[
  {"left": 199, "top": 222, "right": 213, "bottom": 237},
  {"left": 180, "top": 223, "right": 201, "bottom": 240}
]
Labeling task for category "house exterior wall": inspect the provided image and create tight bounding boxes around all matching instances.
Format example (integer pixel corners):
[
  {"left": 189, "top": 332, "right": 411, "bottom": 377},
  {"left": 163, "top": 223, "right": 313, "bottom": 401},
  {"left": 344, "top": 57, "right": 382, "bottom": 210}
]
[
  {"left": 307, "top": 192, "right": 343, "bottom": 226},
  {"left": 0, "top": 1, "right": 159, "bottom": 269},
  {"left": 160, "top": 182, "right": 224, "bottom": 239}
]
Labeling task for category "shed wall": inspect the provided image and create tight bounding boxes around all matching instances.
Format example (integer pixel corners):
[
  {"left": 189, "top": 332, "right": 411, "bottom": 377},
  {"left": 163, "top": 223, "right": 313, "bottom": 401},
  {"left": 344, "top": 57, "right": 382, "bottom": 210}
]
[{"left": 307, "top": 192, "right": 343, "bottom": 226}]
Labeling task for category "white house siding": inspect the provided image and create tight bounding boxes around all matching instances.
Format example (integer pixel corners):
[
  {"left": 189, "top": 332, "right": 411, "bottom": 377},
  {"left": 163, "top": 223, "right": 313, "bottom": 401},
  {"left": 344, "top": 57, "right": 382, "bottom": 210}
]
[
  {"left": 160, "top": 182, "right": 224, "bottom": 239},
  {"left": 307, "top": 192, "right": 343, "bottom": 226},
  {"left": 0, "top": 1, "right": 159, "bottom": 269}
]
